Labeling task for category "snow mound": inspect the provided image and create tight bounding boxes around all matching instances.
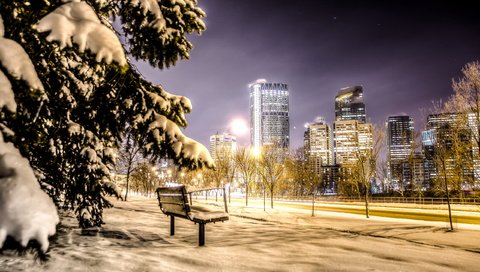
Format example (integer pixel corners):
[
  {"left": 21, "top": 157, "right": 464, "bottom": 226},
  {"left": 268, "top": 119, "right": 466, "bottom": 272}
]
[
  {"left": 0, "top": 134, "right": 59, "bottom": 252},
  {"left": 35, "top": 1, "right": 127, "bottom": 66}
]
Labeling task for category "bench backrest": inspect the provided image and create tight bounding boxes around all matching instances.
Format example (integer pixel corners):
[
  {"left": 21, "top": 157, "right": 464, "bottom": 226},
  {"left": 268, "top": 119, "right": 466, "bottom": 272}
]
[{"left": 156, "top": 185, "right": 191, "bottom": 219}]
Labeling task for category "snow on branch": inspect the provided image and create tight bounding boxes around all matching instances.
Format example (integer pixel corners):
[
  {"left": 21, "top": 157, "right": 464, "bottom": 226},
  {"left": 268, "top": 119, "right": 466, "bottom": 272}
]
[
  {"left": 35, "top": 1, "right": 127, "bottom": 66},
  {"left": 128, "top": 0, "right": 166, "bottom": 31},
  {"left": 0, "top": 38, "right": 45, "bottom": 92},
  {"left": 0, "top": 71, "right": 16, "bottom": 112},
  {"left": 148, "top": 113, "right": 214, "bottom": 168},
  {"left": 145, "top": 85, "right": 192, "bottom": 127},
  {"left": 162, "top": 89, "right": 192, "bottom": 113},
  {"left": 67, "top": 121, "right": 114, "bottom": 174},
  {"left": 0, "top": 14, "right": 4, "bottom": 37},
  {"left": 0, "top": 134, "right": 59, "bottom": 252}
]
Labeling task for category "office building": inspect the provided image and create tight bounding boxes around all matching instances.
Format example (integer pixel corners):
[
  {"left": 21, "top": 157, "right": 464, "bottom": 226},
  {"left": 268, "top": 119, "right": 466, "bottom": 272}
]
[
  {"left": 386, "top": 115, "right": 415, "bottom": 190},
  {"left": 209, "top": 133, "right": 237, "bottom": 161},
  {"left": 333, "top": 120, "right": 373, "bottom": 165},
  {"left": 249, "top": 79, "right": 290, "bottom": 150},
  {"left": 304, "top": 117, "right": 333, "bottom": 174}
]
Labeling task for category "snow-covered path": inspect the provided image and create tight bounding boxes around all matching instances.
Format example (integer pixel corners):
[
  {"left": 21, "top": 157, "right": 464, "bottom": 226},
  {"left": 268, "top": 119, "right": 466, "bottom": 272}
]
[{"left": 1, "top": 197, "right": 480, "bottom": 271}]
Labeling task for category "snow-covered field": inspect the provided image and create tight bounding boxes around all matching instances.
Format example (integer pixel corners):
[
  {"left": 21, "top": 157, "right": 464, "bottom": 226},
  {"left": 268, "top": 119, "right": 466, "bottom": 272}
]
[{"left": 1, "top": 196, "right": 480, "bottom": 272}]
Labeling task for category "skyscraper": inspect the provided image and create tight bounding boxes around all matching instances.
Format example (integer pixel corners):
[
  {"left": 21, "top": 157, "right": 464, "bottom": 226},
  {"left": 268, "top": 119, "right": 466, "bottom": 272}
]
[
  {"left": 209, "top": 133, "right": 237, "bottom": 161},
  {"left": 304, "top": 117, "right": 333, "bottom": 174},
  {"left": 249, "top": 79, "right": 289, "bottom": 150},
  {"left": 335, "top": 86, "right": 366, "bottom": 123},
  {"left": 386, "top": 115, "right": 415, "bottom": 190}
]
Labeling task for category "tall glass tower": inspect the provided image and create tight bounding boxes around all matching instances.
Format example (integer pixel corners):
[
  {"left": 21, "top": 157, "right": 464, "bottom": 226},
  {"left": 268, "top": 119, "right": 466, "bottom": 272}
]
[
  {"left": 249, "top": 79, "right": 289, "bottom": 149},
  {"left": 335, "top": 86, "right": 366, "bottom": 123}
]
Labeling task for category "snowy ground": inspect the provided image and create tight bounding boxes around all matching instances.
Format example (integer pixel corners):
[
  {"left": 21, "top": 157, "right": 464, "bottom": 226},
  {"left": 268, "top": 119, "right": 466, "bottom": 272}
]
[{"left": 1, "top": 197, "right": 480, "bottom": 272}]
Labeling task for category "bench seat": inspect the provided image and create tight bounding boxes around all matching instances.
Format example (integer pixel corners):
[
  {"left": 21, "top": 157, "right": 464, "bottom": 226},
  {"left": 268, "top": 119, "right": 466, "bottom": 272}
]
[
  {"left": 190, "top": 210, "right": 229, "bottom": 224},
  {"left": 156, "top": 185, "right": 229, "bottom": 246}
]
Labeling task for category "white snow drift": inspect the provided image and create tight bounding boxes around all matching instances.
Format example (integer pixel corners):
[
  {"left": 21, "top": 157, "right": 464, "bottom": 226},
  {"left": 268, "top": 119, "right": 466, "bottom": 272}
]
[{"left": 0, "top": 134, "right": 59, "bottom": 252}]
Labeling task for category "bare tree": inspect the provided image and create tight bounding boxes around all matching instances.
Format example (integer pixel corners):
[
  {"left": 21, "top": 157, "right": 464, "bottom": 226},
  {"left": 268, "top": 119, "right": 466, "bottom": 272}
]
[
  {"left": 257, "top": 145, "right": 286, "bottom": 209},
  {"left": 234, "top": 147, "right": 257, "bottom": 206},
  {"left": 284, "top": 150, "right": 322, "bottom": 216},
  {"left": 449, "top": 62, "right": 480, "bottom": 154},
  {"left": 130, "top": 162, "right": 159, "bottom": 196},
  {"left": 346, "top": 125, "right": 384, "bottom": 218},
  {"left": 115, "top": 131, "right": 144, "bottom": 201},
  {"left": 403, "top": 130, "right": 424, "bottom": 197},
  {"left": 429, "top": 102, "right": 474, "bottom": 231},
  {"left": 218, "top": 149, "right": 237, "bottom": 203},
  {"left": 431, "top": 125, "right": 465, "bottom": 231},
  {"left": 202, "top": 149, "right": 235, "bottom": 201},
  {"left": 446, "top": 61, "right": 480, "bottom": 188}
]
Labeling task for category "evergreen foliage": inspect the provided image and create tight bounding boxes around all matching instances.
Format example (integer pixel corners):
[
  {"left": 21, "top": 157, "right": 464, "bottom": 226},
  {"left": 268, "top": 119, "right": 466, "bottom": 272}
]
[{"left": 0, "top": 0, "right": 210, "bottom": 228}]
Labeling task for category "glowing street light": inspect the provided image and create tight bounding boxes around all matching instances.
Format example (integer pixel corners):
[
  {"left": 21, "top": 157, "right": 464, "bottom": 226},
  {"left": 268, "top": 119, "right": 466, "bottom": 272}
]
[{"left": 230, "top": 118, "right": 248, "bottom": 136}]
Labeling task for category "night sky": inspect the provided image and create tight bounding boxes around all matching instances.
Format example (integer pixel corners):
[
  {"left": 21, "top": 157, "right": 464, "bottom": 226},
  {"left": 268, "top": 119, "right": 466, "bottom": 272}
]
[{"left": 135, "top": 0, "right": 480, "bottom": 149}]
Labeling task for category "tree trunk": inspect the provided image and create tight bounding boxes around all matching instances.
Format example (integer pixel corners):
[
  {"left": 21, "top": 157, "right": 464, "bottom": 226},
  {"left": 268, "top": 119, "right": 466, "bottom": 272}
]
[
  {"left": 124, "top": 170, "right": 130, "bottom": 201},
  {"left": 364, "top": 186, "right": 370, "bottom": 218},
  {"left": 228, "top": 183, "right": 231, "bottom": 203},
  {"left": 443, "top": 161, "right": 454, "bottom": 231},
  {"left": 263, "top": 187, "right": 266, "bottom": 211},
  {"left": 312, "top": 193, "right": 315, "bottom": 217},
  {"left": 245, "top": 182, "right": 248, "bottom": 206},
  {"left": 270, "top": 188, "right": 274, "bottom": 209}
]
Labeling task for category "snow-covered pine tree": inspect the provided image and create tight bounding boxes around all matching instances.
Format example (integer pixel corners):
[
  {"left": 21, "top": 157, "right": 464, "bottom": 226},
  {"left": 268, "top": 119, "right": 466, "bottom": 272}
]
[{"left": 0, "top": 0, "right": 213, "bottom": 230}]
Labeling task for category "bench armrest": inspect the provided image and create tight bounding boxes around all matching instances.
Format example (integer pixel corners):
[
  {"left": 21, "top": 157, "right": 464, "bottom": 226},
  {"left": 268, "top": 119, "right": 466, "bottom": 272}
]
[{"left": 188, "top": 187, "right": 228, "bottom": 213}]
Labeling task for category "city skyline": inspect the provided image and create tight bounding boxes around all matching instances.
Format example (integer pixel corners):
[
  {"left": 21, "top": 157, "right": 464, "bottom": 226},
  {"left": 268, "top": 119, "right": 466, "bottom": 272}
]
[{"left": 135, "top": 0, "right": 480, "bottom": 149}]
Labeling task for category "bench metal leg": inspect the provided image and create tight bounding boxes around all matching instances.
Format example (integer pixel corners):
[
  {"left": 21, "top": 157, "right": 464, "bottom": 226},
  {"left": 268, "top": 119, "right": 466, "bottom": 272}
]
[
  {"left": 199, "top": 223, "right": 205, "bottom": 246},
  {"left": 170, "top": 216, "right": 175, "bottom": 236}
]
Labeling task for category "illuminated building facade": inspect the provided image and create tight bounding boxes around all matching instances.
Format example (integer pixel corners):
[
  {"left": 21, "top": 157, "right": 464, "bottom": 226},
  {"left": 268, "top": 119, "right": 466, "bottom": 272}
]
[
  {"left": 209, "top": 133, "right": 237, "bottom": 161},
  {"left": 249, "top": 79, "right": 290, "bottom": 150},
  {"left": 333, "top": 120, "right": 372, "bottom": 165},
  {"left": 304, "top": 117, "right": 333, "bottom": 174}
]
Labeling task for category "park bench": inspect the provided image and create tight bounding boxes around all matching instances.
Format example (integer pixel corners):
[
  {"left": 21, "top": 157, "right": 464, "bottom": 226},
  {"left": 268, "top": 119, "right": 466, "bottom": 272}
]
[{"left": 156, "top": 185, "right": 229, "bottom": 246}]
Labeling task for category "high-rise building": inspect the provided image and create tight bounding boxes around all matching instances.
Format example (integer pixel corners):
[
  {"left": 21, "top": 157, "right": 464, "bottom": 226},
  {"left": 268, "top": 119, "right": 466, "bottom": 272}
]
[
  {"left": 333, "top": 120, "right": 358, "bottom": 165},
  {"left": 421, "top": 113, "right": 476, "bottom": 189},
  {"left": 249, "top": 79, "right": 289, "bottom": 150},
  {"left": 209, "top": 133, "right": 237, "bottom": 161},
  {"left": 401, "top": 152, "right": 427, "bottom": 192},
  {"left": 335, "top": 86, "right": 366, "bottom": 123},
  {"left": 333, "top": 120, "right": 372, "bottom": 165},
  {"left": 386, "top": 116, "right": 415, "bottom": 190},
  {"left": 304, "top": 117, "right": 333, "bottom": 175}
]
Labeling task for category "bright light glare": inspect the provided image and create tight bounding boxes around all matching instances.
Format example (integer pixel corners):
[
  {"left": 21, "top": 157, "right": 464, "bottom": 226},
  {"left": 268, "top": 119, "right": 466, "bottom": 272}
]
[
  {"left": 251, "top": 146, "right": 261, "bottom": 158},
  {"left": 230, "top": 118, "right": 249, "bottom": 136}
]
